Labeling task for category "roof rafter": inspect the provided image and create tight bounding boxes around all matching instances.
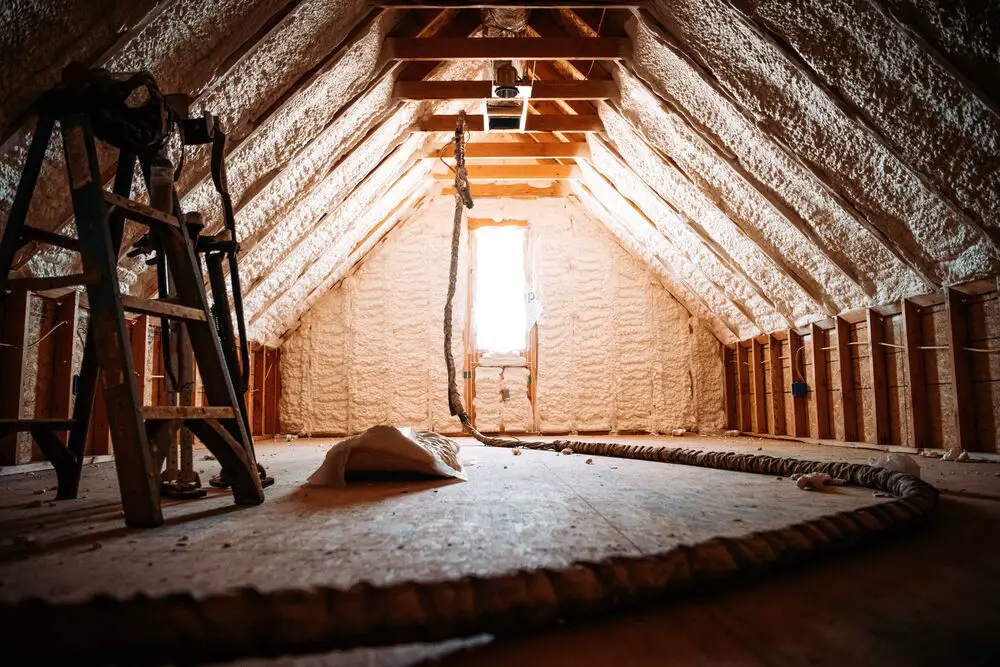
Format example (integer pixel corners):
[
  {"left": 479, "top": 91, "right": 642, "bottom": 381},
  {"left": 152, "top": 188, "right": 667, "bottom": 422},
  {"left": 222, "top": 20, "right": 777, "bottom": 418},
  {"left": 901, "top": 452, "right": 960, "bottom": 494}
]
[{"left": 631, "top": 9, "right": 943, "bottom": 291}]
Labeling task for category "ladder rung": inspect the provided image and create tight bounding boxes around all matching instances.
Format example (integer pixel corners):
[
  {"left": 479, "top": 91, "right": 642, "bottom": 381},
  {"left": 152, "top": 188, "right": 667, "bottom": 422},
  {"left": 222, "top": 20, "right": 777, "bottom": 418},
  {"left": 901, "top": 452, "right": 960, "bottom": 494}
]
[
  {"left": 103, "top": 192, "right": 179, "bottom": 229},
  {"left": 0, "top": 418, "right": 77, "bottom": 432},
  {"left": 20, "top": 227, "right": 81, "bottom": 252},
  {"left": 2, "top": 271, "right": 97, "bottom": 291},
  {"left": 121, "top": 295, "right": 207, "bottom": 322},
  {"left": 142, "top": 406, "right": 235, "bottom": 421}
]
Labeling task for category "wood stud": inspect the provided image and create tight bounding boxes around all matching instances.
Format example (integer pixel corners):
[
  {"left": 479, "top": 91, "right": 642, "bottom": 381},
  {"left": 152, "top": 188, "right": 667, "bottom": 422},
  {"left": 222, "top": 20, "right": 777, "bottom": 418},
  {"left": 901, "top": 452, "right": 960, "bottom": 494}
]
[
  {"left": 787, "top": 329, "right": 808, "bottom": 437},
  {"left": 750, "top": 339, "right": 766, "bottom": 434},
  {"left": 767, "top": 334, "right": 786, "bottom": 435},
  {"left": 900, "top": 299, "right": 928, "bottom": 449},
  {"left": 810, "top": 323, "right": 830, "bottom": 439},
  {"left": 835, "top": 316, "right": 858, "bottom": 442},
  {"left": 944, "top": 288, "right": 976, "bottom": 451},
  {"left": 867, "top": 309, "right": 891, "bottom": 444}
]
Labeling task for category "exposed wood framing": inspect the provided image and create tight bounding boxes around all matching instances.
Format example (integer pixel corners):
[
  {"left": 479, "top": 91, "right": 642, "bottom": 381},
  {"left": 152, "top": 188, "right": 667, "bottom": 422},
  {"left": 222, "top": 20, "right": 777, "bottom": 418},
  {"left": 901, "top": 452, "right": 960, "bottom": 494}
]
[
  {"left": 867, "top": 309, "right": 891, "bottom": 444},
  {"left": 384, "top": 37, "right": 630, "bottom": 61},
  {"left": 767, "top": 334, "right": 785, "bottom": 435},
  {"left": 51, "top": 292, "right": 79, "bottom": 446},
  {"left": 723, "top": 344, "right": 737, "bottom": 430},
  {"left": 722, "top": 0, "right": 1000, "bottom": 254},
  {"left": 634, "top": 9, "right": 941, "bottom": 290},
  {"left": 396, "top": 79, "right": 617, "bottom": 100},
  {"left": 251, "top": 345, "right": 266, "bottom": 436},
  {"left": 0, "top": 292, "right": 31, "bottom": 465},
  {"left": 787, "top": 329, "right": 807, "bottom": 437},
  {"left": 835, "top": 316, "right": 858, "bottom": 442},
  {"left": 810, "top": 323, "right": 830, "bottom": 439},
  {"left": 900, "top": 298, "right": 928, "bottom": 449},
  {"left": 750, "top": 338, "right": 766, "bottom": 434},
  {"left": 441, "top": 183, "right": 570, "bottom": 199},
  {"left": 944, "top": 288, "right": 975, "bottom": 450},
  {"left": 433, "top": 165, "right": 581, "bottom": 181},
  {"left": 736, "top": 342, "right": 752, "bottom": 432},
  {"left": 867, "top": 0, "right": 999, "bottom": 118},
  {"left": 431, "top": 142, "right": 591, "bottom": 159},
  {"left": 416, "top": 114, "right": 603, "bottom": 132}
]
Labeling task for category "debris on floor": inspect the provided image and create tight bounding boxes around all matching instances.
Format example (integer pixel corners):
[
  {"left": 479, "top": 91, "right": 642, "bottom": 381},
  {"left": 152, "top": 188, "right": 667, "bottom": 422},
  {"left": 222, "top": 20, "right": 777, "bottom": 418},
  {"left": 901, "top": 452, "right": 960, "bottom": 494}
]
[
  {"left": 919, "top": 449, "right": 942, "bottom": 458},
  {"left": 672, "top": 428, "right": 687, "bottom": 436},
  {"left": 561, "top": 448, "right": 573, "bottom": 455},
  {"left": 724, "top": 429, "right": 740, "bottom": 437},
  {"left": 941, "top": 447, "right": 969, "bottom": 462},
  {"left": 512, "top": 448, "right": 521, "bottom": 456},
  {"left": 791, "top": 472, "right": 847, "bottom": 491},
  {"left": 867, "top": 453, "right": 921, "bottom": 478},
  {"left": 586, "top": 458, "right": 594, "bottom": 465}
]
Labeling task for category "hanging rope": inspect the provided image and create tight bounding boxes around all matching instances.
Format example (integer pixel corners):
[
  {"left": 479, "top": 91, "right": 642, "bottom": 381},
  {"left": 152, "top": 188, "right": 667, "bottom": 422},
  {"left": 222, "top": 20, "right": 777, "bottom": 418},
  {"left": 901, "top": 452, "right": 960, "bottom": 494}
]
[{"left": 0, "top": 116, "right": 941, "bottom": 667}]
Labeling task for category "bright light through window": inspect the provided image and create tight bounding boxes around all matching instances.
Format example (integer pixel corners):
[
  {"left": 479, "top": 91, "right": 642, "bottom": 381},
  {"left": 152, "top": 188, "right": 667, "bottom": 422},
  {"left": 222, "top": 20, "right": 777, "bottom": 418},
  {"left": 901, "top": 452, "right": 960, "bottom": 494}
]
[{"left": 473, "top": 226, "right": 527, "bottom": 355}]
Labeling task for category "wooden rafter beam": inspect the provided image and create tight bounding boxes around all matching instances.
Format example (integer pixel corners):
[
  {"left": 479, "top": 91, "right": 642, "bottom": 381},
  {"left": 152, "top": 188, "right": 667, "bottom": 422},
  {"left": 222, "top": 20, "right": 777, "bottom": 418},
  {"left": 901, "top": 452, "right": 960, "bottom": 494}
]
[
  {"left": 634, "top": 9, "right": 941, "bottom": 291},
  {"left": 384, "top": 37, "right": 629, "bottom": 60},
  {"left": 429, "top": 141, "right": 590, "bottom": 159},
  {"left": 415, "top": 114, "right": 603, "bottom": 132},
  {"left": 433, "top": 165, "right": 581, "bottom": 180},
  {"left": 441, "top": 183, "right": 568, "bottom": 198},
  {"left": 394, "top": 79, "right": 617, "bottom": 100}
]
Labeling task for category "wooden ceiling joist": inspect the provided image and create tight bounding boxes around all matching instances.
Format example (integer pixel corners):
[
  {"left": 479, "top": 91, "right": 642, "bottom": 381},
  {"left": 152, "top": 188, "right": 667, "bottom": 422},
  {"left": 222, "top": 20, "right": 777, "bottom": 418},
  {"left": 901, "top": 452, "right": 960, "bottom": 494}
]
[
  {"left": 383, "top": 37, "right": 630, "bottom": 61},
  {"left": 394, "top": 79, "right": 617, "bottom": 100},
  {"left": 429, "top": 141, "right": 590, "bottom": 159},
  {"left": 441, "top": 183, "right": 569, "bottom": 198},
  {"left": 415, "top": 114, "right": 603, "bottom": 132},
  {"left": 433, "top": 165, "right": 582, "bottom": 180}
]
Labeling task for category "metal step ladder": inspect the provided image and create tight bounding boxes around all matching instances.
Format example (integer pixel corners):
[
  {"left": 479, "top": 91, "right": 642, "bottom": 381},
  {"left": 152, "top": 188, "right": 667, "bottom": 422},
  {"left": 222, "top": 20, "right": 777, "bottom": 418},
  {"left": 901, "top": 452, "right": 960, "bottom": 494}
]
[{"left": 0, "top": 105, "right": 264, "bottom": 527}]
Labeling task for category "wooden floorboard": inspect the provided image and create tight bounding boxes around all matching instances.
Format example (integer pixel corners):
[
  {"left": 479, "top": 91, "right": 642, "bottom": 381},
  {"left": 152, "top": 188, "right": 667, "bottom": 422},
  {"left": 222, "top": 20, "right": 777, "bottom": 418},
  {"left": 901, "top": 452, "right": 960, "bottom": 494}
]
[{"left": 0, "top": 436, "right": 997, "bottom": 666}]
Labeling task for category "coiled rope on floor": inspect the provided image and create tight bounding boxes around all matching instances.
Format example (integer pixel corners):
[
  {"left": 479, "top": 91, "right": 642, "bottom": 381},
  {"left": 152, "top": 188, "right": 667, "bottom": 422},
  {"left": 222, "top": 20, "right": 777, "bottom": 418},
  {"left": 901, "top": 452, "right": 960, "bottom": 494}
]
[{"left": 0, "top": 113, "right": 939, "bottom": 666}]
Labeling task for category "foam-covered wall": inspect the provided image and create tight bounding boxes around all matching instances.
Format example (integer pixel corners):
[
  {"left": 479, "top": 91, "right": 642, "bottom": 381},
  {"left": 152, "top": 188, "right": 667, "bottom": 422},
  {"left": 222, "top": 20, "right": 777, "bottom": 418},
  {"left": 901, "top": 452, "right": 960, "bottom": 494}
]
[{"left": 280, "top": 195, "right": 724, "bottom": 436}]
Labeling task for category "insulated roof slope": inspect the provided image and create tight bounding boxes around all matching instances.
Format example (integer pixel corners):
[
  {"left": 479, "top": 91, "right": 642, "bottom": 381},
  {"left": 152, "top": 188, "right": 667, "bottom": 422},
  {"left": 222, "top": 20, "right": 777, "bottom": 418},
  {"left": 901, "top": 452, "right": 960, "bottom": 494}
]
[{"left": 0, "top": 1, "right": 995, "bottom": 346}]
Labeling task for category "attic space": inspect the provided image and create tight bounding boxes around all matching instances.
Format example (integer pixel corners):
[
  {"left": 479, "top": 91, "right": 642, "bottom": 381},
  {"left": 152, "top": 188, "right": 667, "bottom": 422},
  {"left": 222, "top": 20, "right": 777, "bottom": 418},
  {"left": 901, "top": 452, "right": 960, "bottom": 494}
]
[{"left": 1, "top": 2, "right": 999, "bottom": 665}]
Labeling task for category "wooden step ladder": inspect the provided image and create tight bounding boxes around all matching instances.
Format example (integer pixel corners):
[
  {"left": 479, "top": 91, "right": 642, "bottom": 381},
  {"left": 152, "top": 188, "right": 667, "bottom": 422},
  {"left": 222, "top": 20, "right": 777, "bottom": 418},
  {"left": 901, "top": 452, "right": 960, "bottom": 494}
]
[{"left": 0, "top": 111, "right": 264, "bottom": 527}]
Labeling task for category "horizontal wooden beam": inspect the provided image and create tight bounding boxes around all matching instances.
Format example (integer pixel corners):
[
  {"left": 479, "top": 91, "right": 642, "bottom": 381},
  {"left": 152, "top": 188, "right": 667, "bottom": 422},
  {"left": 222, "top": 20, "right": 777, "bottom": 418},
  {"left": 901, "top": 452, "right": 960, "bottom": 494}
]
[
  {"left": 441, "top": 183, "right": 568, "bottom": 198},
  {"left": 415, "top": 114, "right": 603, "bottom": 132},
  {"left": 430, "top": 141, "right": 590, "bottom": 159},
  {"left": 395, "top": 79, "right": 617, "bottom": 100},
  {"left": 433, "top": 165, "right": 581, "bottom": 181},
  {"left": 384, "top": 37, "right": 629, "bottom": 61}
]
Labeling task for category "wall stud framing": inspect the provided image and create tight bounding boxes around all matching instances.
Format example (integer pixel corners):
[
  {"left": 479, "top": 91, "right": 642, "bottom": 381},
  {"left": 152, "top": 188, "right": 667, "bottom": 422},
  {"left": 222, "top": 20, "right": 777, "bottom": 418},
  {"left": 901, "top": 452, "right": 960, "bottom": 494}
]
[
  {"left": 867, "top": 309, "right": 891, "bottom": 444},
  {"left": 944, "top": 288, "right": 976, "bottom": 450},
  {"left": 835, "top": 316, "right": 858, "bottom": 442},
  {"left": 900, "top": 298, "right": 928, "bottom": 448},
  {"left": 767, "top": 334, "right": 786, "bottom": 435}
]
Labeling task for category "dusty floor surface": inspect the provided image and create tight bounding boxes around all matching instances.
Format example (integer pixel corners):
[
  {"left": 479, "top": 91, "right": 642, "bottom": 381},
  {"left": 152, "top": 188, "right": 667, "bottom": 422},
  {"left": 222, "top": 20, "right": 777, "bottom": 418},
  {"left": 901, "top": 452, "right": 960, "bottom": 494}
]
[{"left": 1, "top": 434, "right": 998, "bottom": 666}]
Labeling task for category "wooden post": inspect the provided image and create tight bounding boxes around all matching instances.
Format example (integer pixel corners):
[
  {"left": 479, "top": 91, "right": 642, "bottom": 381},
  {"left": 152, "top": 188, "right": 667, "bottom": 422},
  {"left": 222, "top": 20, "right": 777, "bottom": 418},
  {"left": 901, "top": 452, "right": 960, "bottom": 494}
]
[
  {"left": 901, "top": 299, "right": 928, "bottom": 448},
  {"left": 51, "top": 292, "right": 80, "bottom": 446},
  {"left": 751, "top": 338, "right": 767, "bottom": 434},
  {"left": 0, "top": 292, "right": 31, "bottom": 465},
  {"left": 252, "top": 344, "right": 265, "bottom": 437},
  {"left": 275, "top": 347, "right": 282, "bottom": 434},
  {"left": 944, "top": 288, "right": 976, "bottom": 450},
  {"left": 788, "top": 329, "right": 808, "bottom": 436},
  {"left": 835, "top": 316, "right": 858, "bottom": 442},
  {"left": 768, "top": 334, "right": 786, "bottom": 435},
  {"left": 264, "top": 347, "right": 278, "bottom": 436},
  {"left": 810, "top": 323, "right": 830, "bottom": 439},
  {"left": 736, "top": 343, "right": 752, "bottom": 432},
  {"left": 129, "top": 315, "right": 149, "bottom": 407},
  {"left": 867, "top": 309, "right": 891, "bottom": 444},
  {"left": 723, "top": 344, "right": 737, "bottom": 430}
]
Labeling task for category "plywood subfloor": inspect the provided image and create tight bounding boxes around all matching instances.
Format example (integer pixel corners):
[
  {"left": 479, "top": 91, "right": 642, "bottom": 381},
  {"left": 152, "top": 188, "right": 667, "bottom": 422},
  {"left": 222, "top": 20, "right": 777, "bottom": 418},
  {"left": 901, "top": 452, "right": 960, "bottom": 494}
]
[{"left": 1, "top": 435, "right": 998, "bottom": 666}]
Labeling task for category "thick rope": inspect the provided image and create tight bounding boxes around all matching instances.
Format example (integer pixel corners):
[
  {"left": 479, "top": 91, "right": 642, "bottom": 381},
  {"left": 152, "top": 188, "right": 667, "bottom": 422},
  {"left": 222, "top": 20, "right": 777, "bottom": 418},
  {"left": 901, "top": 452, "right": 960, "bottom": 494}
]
[{"left": 0, "top": 117, "right": 940, "bottom": 666}]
